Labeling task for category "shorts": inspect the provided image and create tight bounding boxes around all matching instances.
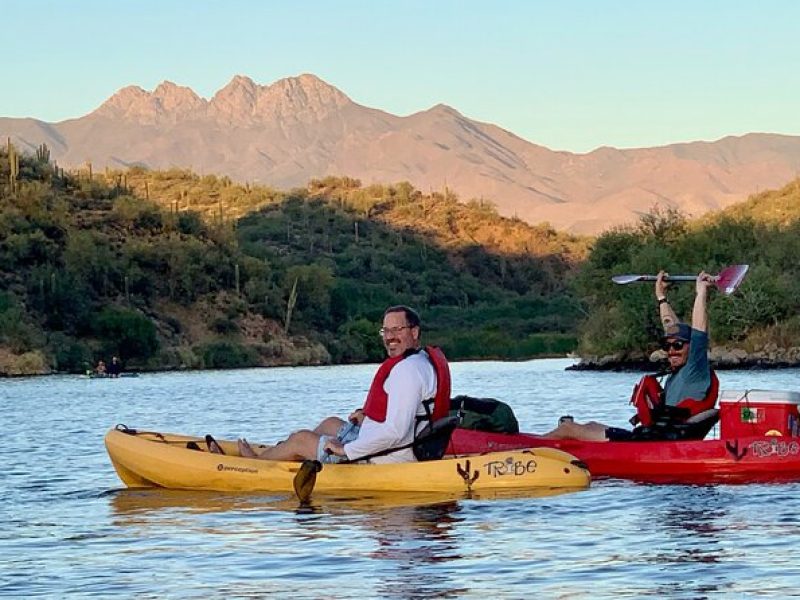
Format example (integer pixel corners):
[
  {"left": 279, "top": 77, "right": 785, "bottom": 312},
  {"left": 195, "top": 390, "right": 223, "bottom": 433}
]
[
  {"left": 605, "top": 427, "right": 634, "bottom": 441},
  {"left": 605, "top": 425, "right": 676, "bottom": 442},
  {"left": 317, "top": 421, "right": 360, "bottom": 463}
]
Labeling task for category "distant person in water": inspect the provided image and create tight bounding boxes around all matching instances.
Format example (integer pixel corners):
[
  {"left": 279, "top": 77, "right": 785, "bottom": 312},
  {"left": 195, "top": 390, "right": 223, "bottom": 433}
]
[
  {"left": 95, "top": 360, "right": 107, "bottom": 375},
  {"left": 108, "top": 356, "right": 122, "bottom": 377},
  {"left": 208, "top": 305, "right": 451, "bottom": 463},
  {"left": 542, "top": 270, "right": 716, "bottom": 441}
]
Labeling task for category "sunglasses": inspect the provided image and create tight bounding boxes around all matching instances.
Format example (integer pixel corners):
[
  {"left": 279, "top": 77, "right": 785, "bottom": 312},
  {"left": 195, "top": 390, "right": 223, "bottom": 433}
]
[{"left": 662, "top": 340, "right": 687, "bottom": 351}]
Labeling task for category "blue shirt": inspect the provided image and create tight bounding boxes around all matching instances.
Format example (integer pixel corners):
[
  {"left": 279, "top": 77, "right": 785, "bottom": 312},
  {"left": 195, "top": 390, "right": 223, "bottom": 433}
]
[{"left": 663, "top": 328, "right": 711, "bottom": 406}]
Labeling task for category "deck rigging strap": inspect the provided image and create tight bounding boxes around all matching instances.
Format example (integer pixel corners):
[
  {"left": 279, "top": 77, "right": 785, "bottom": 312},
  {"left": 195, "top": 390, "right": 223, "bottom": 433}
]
[{"left": 114, "top": 424, "right": 167, "bottom": 442}]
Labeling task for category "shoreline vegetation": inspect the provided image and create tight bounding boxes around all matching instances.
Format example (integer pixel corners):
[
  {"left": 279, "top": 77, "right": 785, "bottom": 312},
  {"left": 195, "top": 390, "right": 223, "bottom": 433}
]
[
  {"left": 0, "top": 143, "right": 584, "bottom": 376},
  {"left": 3, "top": 141, "right": 800, "bottom": 377},
  {"left": 570, "top": 345, "right": 800, "bottom": 372}
]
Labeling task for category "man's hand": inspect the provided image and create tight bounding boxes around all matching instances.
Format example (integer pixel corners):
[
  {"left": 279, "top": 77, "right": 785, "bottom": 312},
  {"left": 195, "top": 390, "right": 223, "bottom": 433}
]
[
  {"left": 656, "top": 270, "right": 669, "bottom": 300},
  {"left": 323, "top": 438, "right": 346, "bottom": 457},
  {"left": 348, "top": 408, "right": 364, "bottom": 425},
  {"left": 696, "top": 271, "right": 714, "bottom": 294}
]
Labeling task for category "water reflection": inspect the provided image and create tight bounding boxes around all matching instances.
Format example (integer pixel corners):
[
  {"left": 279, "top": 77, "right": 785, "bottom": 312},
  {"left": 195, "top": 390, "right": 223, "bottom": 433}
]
[
  {"left": 635, "top": 485, "right": 731, "bottom": 598},
  {"left": 108, "top": 487, "right": 576, "bottom": 598},
  {"left": 353, "top": 501, "right": 466, "bottom": 598},
  {"left": 109, "top": 487, "right": 576, "bottom": 519},
  {"left": 646, "top": 485, "right": 728, "bottom": 545}
]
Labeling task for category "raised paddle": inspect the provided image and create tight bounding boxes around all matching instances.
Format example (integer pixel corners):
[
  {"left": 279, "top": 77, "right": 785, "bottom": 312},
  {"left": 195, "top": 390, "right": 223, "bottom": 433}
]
[{"left": 612, "top": 264, "right": 749, "bottom": 295}]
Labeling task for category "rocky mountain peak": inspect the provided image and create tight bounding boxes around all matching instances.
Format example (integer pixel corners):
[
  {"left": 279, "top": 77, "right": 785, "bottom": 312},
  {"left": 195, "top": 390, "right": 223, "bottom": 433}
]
[
  {"left": 94, "top": 81, "right": 205, "bottom": 123},
  {"left": 94, "top": 85, "right": 149, "bottom": 116},
  {"left": 207, "top": 75, "right": 259, "bottom": 122},
  {"left": 151, "top": 80, "right": 206, "bottom": 115},
  {"left": 207, "top": 73, "right": 352, "bottom": 124},
  {"left": 92, "top": 74, "right": 353, "bottom": 125}
]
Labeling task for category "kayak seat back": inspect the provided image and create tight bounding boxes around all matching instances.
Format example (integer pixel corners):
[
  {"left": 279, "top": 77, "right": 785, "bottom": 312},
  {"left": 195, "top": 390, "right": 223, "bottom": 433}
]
[
  {"left": 672, "top": 408, "right": 719, "bottom": 440},
  {"left": 413, "top": 415, "right": 460, "bottom": 461},
  {"left": 630, "top": 408, "right": 719, "bottom": 441}
]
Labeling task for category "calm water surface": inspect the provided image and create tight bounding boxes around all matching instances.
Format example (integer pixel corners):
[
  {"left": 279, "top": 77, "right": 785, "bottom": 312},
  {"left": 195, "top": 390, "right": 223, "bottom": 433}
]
[{"left": 3, "top": 359, "right": 800, "bottom": 598}]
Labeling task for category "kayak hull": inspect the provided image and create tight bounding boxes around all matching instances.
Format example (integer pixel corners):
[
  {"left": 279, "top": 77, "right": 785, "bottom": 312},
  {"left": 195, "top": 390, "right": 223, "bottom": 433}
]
[
  {"left": 105, "top": 429, "right": 590, "bottom": 493},
  {"left": 449, "top": 429, "right": 800, "bottom": 484}
]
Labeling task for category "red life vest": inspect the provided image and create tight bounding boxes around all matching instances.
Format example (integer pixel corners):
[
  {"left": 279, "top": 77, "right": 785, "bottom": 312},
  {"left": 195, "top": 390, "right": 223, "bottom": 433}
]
[
  {"left": 362, "top": 346, "right": 451, "bottom": 423},
  {"left": 630, "top": 371, "right": 719, "bottom": 427}
]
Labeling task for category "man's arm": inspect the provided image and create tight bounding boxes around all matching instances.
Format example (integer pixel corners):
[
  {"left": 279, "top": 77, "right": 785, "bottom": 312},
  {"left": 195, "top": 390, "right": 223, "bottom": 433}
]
[
  {"left": 692, "top": 271, "right": 713, "bottom": 333},
  {"left": 656, "top": 270, "right": 680, "bottom": 330}
]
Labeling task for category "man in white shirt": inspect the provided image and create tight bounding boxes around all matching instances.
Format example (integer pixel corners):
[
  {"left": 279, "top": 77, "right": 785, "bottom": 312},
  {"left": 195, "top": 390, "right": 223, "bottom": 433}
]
[{"left": 235, "top": 305, "right": 438, "bottom": 464}]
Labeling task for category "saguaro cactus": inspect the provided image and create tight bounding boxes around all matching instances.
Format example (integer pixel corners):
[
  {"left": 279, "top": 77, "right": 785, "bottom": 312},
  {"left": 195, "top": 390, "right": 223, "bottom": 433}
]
[
  {"left": 35, "top": 143, "right": 50, "bottom": 164},
  {"left": 284, "top": 277, "right": 299, "bottom": 334},
  {"left": 7, "top": 138, "right": 19, "bottom": 194}
]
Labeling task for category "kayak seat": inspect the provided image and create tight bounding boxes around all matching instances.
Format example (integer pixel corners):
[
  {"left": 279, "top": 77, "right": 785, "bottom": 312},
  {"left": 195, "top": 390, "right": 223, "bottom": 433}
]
[
  {"left": 631, "top": 408, "right": 719, "bottom": 441},
  {"left": 413, "top": 415, "right": 460, "bottom": 461},
  {"left": 675, "top": 408, "right": 719, "bottom": 440}
]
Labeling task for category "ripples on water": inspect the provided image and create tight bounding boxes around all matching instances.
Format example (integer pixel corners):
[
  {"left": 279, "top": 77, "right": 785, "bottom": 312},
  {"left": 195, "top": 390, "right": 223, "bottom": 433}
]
[{"left": 3, "top": 359, "right": 800, "bottom": 598}]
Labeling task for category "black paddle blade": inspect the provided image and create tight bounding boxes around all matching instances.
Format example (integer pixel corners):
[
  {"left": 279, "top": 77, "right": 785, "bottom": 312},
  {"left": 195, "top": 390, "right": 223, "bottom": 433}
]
[{"left": 293, "top": 459, "right": 322, "bottom": 504}]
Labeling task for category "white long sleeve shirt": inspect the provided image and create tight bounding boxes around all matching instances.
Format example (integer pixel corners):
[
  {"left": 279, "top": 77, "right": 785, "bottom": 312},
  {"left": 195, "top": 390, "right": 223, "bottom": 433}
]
[{"left": 343, "top": 350, "right": 437, "bottom": 464}]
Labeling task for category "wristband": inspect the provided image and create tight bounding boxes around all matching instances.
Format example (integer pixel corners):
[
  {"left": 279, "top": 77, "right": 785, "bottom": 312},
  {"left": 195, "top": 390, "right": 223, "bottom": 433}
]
[{"left": 657, "top": 298, "right": 668, "bottom": 306}]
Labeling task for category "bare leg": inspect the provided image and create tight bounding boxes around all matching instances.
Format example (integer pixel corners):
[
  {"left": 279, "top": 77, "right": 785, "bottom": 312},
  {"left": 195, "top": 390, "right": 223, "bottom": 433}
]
[
  {"left": 314, "top": 416, "right": 346, "bottom": 437},
  {"left": 541, "top": 420, "right": 610, "bottom": 441},
  {"left": 250, "top": 429, "right": 322, "bottom": 461}
]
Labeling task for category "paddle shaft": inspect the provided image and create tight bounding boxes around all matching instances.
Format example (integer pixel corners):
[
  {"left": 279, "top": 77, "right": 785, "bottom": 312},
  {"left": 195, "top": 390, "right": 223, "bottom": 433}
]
[
  {"left": 612, "top": 264, "right": 748, "bottom": 295},
  {"left": 631, "top": 275, "right": 699, "bottom": 282}
]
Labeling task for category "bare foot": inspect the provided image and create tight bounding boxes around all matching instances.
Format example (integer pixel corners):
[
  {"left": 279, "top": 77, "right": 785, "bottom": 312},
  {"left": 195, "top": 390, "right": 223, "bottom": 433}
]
[
  {"left": 205, "top": 434, "right": 225, "bottom": 455},
  {"left": 238, "top": 438, "right": 259, "bottom": 457}
]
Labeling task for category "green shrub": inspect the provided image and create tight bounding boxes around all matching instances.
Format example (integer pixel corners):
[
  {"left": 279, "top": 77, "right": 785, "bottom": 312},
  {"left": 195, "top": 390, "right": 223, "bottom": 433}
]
[
  {"left": 329, "top": 318, "right": 385, "bottom": 362},
  {"left": 48, "top": 333, "right": 93, "bottom": 372},
  {"left": 198, "top": 341, "right": 259, "bottom": 369},
  {"left": 177, "top": 211, "right": 206, "bottom": 236},
  {"left": 211, "top": 317, "right": 240, "bottom": 335},
  {"left": 92, "top": 307, "right": 159, "bottom": 360}
]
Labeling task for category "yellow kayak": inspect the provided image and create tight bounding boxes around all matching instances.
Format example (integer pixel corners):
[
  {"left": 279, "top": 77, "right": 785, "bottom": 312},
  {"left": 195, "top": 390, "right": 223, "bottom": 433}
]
[{"left": 105, "top": 427, "right": 590, "bottom": 494}]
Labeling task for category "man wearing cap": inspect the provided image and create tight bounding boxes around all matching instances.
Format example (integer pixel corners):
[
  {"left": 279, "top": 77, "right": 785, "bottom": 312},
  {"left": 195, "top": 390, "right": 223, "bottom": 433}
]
[
  {"left": 656, "top": 271, "right": 713, "bottom": 410},
  {"left": 543, "top": 270, "right": 715, "bottom": 441}
]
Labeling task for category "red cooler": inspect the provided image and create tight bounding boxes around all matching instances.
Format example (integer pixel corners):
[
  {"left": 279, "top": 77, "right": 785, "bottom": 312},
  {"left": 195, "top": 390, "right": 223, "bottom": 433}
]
[{"left": 719, "top": 389, "right": 800, "bottom": 438}]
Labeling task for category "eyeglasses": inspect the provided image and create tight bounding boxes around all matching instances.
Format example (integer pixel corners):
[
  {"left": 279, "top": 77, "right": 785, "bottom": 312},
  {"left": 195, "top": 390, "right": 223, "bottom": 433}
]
[
  {"left": 662, "top": 340, "right": 687, "bottom": 351},
  {"left": 379, "top": 325, "right": 411, "bottom": 337}
]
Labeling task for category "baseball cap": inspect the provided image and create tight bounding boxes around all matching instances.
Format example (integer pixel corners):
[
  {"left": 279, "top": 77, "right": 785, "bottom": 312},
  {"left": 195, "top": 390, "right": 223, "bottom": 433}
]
[{"left": 661, "top": 322, "right": 692, "bottom": 342}]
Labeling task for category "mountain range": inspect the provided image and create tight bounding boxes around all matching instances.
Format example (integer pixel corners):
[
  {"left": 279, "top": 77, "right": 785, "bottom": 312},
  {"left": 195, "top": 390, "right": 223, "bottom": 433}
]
[{"left": 3, "top": 73, "right": 800, "bottom": 233}]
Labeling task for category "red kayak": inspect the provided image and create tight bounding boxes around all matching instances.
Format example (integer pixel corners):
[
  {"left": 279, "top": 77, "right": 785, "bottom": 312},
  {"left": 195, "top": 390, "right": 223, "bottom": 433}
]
[{"left": 448, "top": 389, "right": 800, "bottom": 484}]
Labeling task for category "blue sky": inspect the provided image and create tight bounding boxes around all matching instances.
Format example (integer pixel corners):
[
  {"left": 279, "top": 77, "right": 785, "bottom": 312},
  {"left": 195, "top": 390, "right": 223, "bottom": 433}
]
[{"left": 3, "top": 0, "right": 799, "bottom": 152}]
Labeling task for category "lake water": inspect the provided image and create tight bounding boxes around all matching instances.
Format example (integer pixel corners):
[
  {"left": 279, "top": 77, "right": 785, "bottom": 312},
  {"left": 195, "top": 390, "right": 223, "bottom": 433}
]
[{"left": 3, "top": 358, "right": 800, "bottom": 598}]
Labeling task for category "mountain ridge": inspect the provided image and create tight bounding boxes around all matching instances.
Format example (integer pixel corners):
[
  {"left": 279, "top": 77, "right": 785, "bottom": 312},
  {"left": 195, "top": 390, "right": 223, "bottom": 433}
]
[{"left": 3, "top": 74, "right": 800, "bottom": 233}]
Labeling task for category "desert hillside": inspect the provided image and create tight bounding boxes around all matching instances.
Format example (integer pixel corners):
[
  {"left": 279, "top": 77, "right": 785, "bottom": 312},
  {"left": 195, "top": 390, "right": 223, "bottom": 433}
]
[{"left": 3, "top": 74, "right": 800, "bottom": 233}]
